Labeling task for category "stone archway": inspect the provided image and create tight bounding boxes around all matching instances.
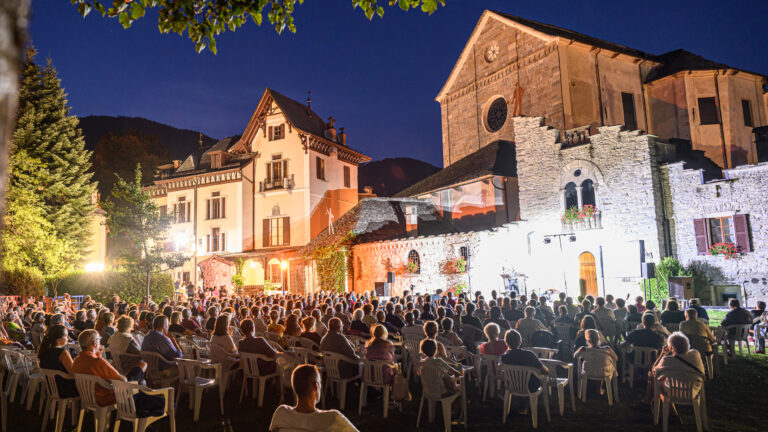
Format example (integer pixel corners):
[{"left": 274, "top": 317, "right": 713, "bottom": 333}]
[{"left": 198, "top": 255, "right": 235, "bottom": 290}]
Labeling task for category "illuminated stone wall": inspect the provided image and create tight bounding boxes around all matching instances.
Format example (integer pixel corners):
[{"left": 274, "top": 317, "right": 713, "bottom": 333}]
[{"left": 662, "top": 162, "right": 768, "bottom": 304}]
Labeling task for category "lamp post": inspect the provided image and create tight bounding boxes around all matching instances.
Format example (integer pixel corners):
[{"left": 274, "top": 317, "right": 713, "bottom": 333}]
[{"left": 281, "top": 260, "right": 288, "bottom": 295}]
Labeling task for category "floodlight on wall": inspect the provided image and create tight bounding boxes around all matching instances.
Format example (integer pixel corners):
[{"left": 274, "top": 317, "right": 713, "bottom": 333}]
[
  {"left": 248, "top": 261, "right": 258, "bottom": 268},
  {"left": 85, "top": 262, "right": 104, "bottom": 272},
  {"left": 281, "top": 260, "right": 288, "bottom": 270},
  {"left": 543, "top": 238, "right": 552, "bottom": 244}
]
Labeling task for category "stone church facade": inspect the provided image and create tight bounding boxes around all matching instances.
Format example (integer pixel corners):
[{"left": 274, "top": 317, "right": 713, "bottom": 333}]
[{"left": 304, "top": 11, "right": 768, "bottom": 305}]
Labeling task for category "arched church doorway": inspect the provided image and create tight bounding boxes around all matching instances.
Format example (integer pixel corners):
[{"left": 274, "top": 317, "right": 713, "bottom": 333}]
[{"left": 579, "top": 252, "right": 598, "bottom": 298}]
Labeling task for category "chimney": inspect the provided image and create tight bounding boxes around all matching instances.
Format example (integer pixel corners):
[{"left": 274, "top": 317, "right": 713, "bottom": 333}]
[
  {"left": 173, "top": 160, "right": 181, "bottom": 169},
  {"left": 198, "top": 132, "right": 203, "bottom": 149},
  {"left": 364, "top": 186, "right": 373, "bottom": 194},
  {"left": 339, "top": 127, "right": 347, "bottom": 145},
  {"left": 324, "top": 116, "right": 337, "bottom": 141}
]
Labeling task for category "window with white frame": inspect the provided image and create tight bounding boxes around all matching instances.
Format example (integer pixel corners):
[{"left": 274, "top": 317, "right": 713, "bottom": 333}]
[{"left": 206, "top": 191, "right": 225, "bottom": 220}]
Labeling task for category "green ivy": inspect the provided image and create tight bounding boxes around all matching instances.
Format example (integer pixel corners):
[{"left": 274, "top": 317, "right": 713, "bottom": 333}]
[{"left": 306, "top": 232, "right": 356, "bottom": 293}]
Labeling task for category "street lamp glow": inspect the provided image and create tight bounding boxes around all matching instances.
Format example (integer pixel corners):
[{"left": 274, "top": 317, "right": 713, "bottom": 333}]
[
  {"left": 248, "top": 260, "right": 258, "bottom": 268},
  {"left": 85, "top": 262, "right": 104, "bottom": 272},
  {"left": 173, "top": 231, "right": 189, "bottom": 249},
  {"left": 280, "top": 260, "right": 288, "bottom": 270}
]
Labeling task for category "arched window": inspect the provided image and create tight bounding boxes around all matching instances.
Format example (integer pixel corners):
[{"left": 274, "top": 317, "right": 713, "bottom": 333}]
[
  {"left": 581, "top": 179, "right": 596, "bottom": 207},
  {"left": 407, "top": 250, "right": 420, "bottom": 274},
  {"left": 564, "top": 182, "right": 578, "bottom": 209}
]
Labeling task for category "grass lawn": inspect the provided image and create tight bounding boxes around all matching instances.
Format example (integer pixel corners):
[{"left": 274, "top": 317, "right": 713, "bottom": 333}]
[
  {"left": 706, "top": 309, "right": 726, "bottom": 327},
  {"left": 9, "top": 353, "right": 765, "bottom": 432}
]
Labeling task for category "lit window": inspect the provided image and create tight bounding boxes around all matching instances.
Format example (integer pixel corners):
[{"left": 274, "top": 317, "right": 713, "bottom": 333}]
[
  {"left": 316, "top": 157, "right": 326, "bottom": 180},
  {"left": 709, "top": 217, "right": 734, "bottom": 245}
]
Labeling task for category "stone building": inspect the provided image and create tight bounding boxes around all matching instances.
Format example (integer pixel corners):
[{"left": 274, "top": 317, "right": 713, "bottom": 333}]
[
  {"left": 437, "top": 10, "right": 767, "bottom": 171},
  {"left": 147, "top": 88, "right": 370, "bottom": 293}
]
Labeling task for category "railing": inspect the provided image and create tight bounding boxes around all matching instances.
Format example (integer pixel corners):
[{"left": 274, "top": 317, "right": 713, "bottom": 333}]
[
  {"left": 561, "top": 211, "right": 602, "bottom": 231},
  {"left": 561, "top": 125, "right": 591, "bottom": 147},
  {"left": 259, "top": 176, "right": 292, "bottom": 192}
]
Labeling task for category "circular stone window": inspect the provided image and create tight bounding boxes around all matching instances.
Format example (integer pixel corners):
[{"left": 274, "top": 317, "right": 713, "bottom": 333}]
[
  {"left": 485, "top": 97, "right": 508, "bottom": 132},
  {"left": 574, "top": 169, "right": 582, "bottom": 177}
]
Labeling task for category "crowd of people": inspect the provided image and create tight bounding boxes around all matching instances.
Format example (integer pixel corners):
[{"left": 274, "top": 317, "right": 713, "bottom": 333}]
[{"left": 0, "top": 288, "right": 766, "bottom": 431}]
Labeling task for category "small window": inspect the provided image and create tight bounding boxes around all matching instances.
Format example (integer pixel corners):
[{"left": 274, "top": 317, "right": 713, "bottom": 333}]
[
  {"left": 211, "top": 228, "right": 220, "bottom": 252},
  {"left": 210, "top": 153, "right": 221, "bottom": 169},
  {"left": 269, "top": 124, "right": 285, "bottom": 141},
  {"left": 316, "top": 157, "right": 326, "bottom": 180},
  {"left": 698, "top": 97, "right": 719, "bottom": 125},
  {"left": 407, "top": 250, "right": 420, "bottom": 274},
  {"left": 581, "top": 179, "right": 596, "bottom": 207},
  {"left": 621, "top": 92, "right": 637, "bottom": 131},
  {"left": 742, "top": 99, "right": 753, "bottom": 127},
  {"left": 206, "top": 193, "right": 225, "bottom": 220},
  {"left": 708, "top": 216, "right": 734, "bottom": 245},
  {"left": 564, "top": 182, "right": 578, "bottom": 209},
  {"left": 343, "top": 166, "right": 351, "bottom": 188}
]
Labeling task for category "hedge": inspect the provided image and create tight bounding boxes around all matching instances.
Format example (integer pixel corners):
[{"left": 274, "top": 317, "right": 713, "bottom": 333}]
[
  {"left": 57, "top": 270, "right": 174, "bottom": 305},
  {"left": 0, "top": 267, "right": 45, "bottom": 296}
]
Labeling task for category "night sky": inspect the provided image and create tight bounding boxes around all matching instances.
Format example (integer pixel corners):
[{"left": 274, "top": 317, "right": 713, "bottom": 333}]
[{"left": 29, "top": 0, "right": 768, "bottom": 167}]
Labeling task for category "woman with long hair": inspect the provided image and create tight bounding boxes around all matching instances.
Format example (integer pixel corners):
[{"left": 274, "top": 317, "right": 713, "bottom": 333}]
[
  {"left": 210, "top": 314, "right": 239, "bottom": 370},
  {"left": 38, "top": 325, "right": 78, "bottom": 397},
  {"left": 364, "top": 324, "right": 396, "bottom": 384}
]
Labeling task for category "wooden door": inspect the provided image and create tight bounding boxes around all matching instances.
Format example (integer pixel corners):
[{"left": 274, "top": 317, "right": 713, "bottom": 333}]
[{"left": 579, "top": 252, "right": 598, "bottom": 298}]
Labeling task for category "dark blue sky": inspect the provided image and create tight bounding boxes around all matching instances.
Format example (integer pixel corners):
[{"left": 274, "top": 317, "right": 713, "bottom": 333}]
[{"left": 30, "top": 1, "right": 768, "bottom": 167}]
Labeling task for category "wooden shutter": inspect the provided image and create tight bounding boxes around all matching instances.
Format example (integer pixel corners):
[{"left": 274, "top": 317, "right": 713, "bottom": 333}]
[
  {"left": 173, "top": 204, "right": 178, "bottom": 222},
  {"left": 221, "top": 197, "right": 225, "bottom": 218},
  {"left": 266, "top": 163, "right": 271, "bottom": 182},
  {"left": 693, "top": 218, "right": 709, "bottom": 255},
  {"left": 206, "top": 235, "right": 210, "bottom": 252},
  {"left": 283, "top": 160, "right": 288, "bottom": 182},
  {"left": 221, "top": 233, "right": 226, "bottom": 252},
  {"left": 206, "top": 200, "right": 210, "bottom": 220},
  {"left": 186, "top": 203, "right": 191, "bottom": 222},
  {"left": 733, "top": 214, "right": 751, "bottom": 253},
  {"left": 268, "top": 126, "right": 273, "bottom": 141},
  {"left": 283, "top": 216, "right": 290, "bottom": 245},
  {"left": 263, "top": 219, "right": 270, "bottom": 247}
]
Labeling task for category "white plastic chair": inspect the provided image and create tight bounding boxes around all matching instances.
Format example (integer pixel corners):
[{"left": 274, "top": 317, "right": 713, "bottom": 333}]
[
  {"left": 320, "top": 351, "right": 362, "bottom": 410},
  {"left": 575, "top": 348, "right": 619, "bottom": 405},
  {"left": 177, "top": 337, "right": 206, "bottom": 360},
  {"left": 540, "top": 358, "right": 576, "bottom": 416},
  {"left": 499, "top": 364, "right": 550, "bottom": 429},
  {"left": 0, "top": 348, "right": 25, "bottom": 403},
  {"left": 358, "top": 359, "right": 401, "bottom": 418},
  {"left": 479, "top": 354, "right": 501, "bottom": 401},
  {"left": 664, "top": 322, "right": 681, "bottom": 334},
  {"left": 597, "top": 318, "right": 619, "bottom": 346},
  {"left": 40, "top": 369, "right": 80, "bottom": 432},
  {"left": 528, "top": 347, "right": 558, "bottom": 359},
  {"left": 73, "top": 374, "right": 115, "bottom": 432},
  {"left": 276, "top": 352, "right": 302, "bottom": 404},
  {"left": 687, "top": 335, "right": 715, "bottom": 380},
  {"left": 111, "top": 379, "right": 176, "bottom": 432},
  {"left": 653, "top": 369, "right": 708, "bottom": 432},
  {"left": 112, "top": 352, "right": 142, "bottom": 376},
  {"left": 401, "top": 335, "right": 422, "bottom": 380},
  {"left": 8, "top": 349, "right": 44, "bottom": 411},
  {"left": 174, "top": 358, "right": 224, "bottom": 421},
  {"left": 725, "top": 324, "right": 752, "bottom": 355},
  {"left": 623, "top": 346, "right": 658, "bottom": 388},
  {"left": 415, "top": 361, "right": 466, "bottom": 432},
  {"left": 240, "top": 353, "right": 280, "bottom": 406},
  {"left": 140, "top": 351, "right": 179, "bottom": 388}
]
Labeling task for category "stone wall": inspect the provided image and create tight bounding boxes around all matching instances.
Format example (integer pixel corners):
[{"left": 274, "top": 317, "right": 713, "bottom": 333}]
[
  {"left": 439, "top": 19, "right": 564, "bottom": 167},
  {"left": 662, "top": 162, "right": 768, "bottom": 304}
]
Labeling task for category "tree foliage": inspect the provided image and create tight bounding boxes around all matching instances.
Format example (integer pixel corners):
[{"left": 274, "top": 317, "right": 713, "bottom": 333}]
[
  {"left": 12, "top": 47, "right": 96, "bottom": 260},
  {"left": 71, "top": 0, "right": 445, "bottom": 53},
  {"left": 58, "top": 270, "right": 174, "bottom": 304},
  {"left": 103, "top": 164, "right": 186, "bottom": 300}
]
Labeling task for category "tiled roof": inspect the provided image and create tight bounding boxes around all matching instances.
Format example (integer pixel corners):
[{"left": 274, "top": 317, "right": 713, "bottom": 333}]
[
  {"left": 492, "top": 11, "right": 656, "bottom": 60},
  {"left": 297, "top": 198, "right": 450, "bottom": 255},
  {"left": 646, "top": 49, "right": 768, "bottom": 82},
  {"left": 395, "top": 141, "right": 517, "bottom": 197},
  {"left": 267, "top": 88, "right": 329, "bottom": 138}
]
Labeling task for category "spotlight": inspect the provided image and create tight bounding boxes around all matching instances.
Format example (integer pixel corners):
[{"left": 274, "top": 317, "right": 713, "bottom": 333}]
[
  {"left": 569, "top": 235, "right": 577, "bottom": 242},
  {"left": 543, "top": 238, "right": 552, "bottom": 244},
  {"left": 85, "top": 262, "right": 104, "bottom": 272}
]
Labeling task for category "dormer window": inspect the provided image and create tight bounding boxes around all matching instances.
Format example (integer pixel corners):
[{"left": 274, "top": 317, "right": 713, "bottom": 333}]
[
  {"left": 269, "top": 124, "right": 285, "bottom": 141},
  {"left": 211, "top": 153, "right": 221, "bottom": 169}
]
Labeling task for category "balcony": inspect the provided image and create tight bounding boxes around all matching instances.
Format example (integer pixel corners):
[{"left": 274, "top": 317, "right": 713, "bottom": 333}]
[
  {"left": 259, "top": 176, "right": 292, "bottom": 192},
  {"left": 561, "top": 207, "right": 602, "bottom": 232}
]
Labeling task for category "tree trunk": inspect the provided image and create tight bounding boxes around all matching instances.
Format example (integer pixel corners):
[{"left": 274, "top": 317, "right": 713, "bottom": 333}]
[{"left": 0, "top": 0, "right": 30, "bottom": 270}]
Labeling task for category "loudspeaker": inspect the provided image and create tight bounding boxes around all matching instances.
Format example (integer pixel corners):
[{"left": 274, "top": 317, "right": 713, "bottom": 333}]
[
  {"left": 641, "top": 262, "right": 656, "bottom": 279},
  {"left": 669, "top": 276, "right": 694, "bottom": 300},
  {"left": 374, "top": 282, "right": 385, "bottom": 296},
  {"left": 387, "top": 272, "right": 395, "bottom": 284}
]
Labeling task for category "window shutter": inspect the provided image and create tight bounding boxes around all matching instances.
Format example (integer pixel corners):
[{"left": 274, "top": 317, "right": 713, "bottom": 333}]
[
  {"left": 173, "top": 204, "right": 178, "bottom": 222},
  {"left": 186, "top": 203, "right": 191, "bottom": 222},
  {"left": 221, "top": 233, "right": 226, "bottom": 252},
  {"left": 221, "top": 197, "right": 225, "bottom": 218},
  {"left": 266, "top": 163, "right": 271, "bottom": 182},
  {"left": 733, "top": 214, "right": 751, "bottom": 253},
  {"left": 693, "top": 218, "right": 709, "bottom": 255},
  {"left": 283, "top": 216, "right": 290, "bottom": 245},
  {"left": 206, "top": 235, "right": 210, "bottom": 252},
  {"left": 283, "top": 160, "right": 288, "bottom": 181},
  {"left": 263, "top": 219, "right": 270, "bottom": 247},
  {"left": 268, "top": 126, "right": 273, "bottom": 140},
  {"left": 206, "top": 200, "right": 210, "bottom": 220}
]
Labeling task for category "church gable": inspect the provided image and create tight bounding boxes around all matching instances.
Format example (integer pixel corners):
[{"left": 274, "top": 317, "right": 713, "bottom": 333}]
[{"left": 437, "top": 11, "right": 554, "bottom": 101}]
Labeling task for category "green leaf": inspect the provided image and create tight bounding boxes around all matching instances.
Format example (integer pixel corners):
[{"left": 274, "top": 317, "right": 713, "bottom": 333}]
[
  {"left": 130, "top": 2, "right": 145, "bottom": 20},
  {"left": 77, "top": 3, "right": 92, "bottom": 17},
  {"left": 118, "top": 11, "right": 131, "bottom": 28},
  {"left": 94, "top": 2, "right": 106, "bottom": 15}
]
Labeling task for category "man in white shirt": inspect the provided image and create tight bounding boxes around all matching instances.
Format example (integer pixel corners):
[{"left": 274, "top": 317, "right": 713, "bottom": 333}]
[{"left": 269, "top": 364, "right": 359, "bottom": 432}]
